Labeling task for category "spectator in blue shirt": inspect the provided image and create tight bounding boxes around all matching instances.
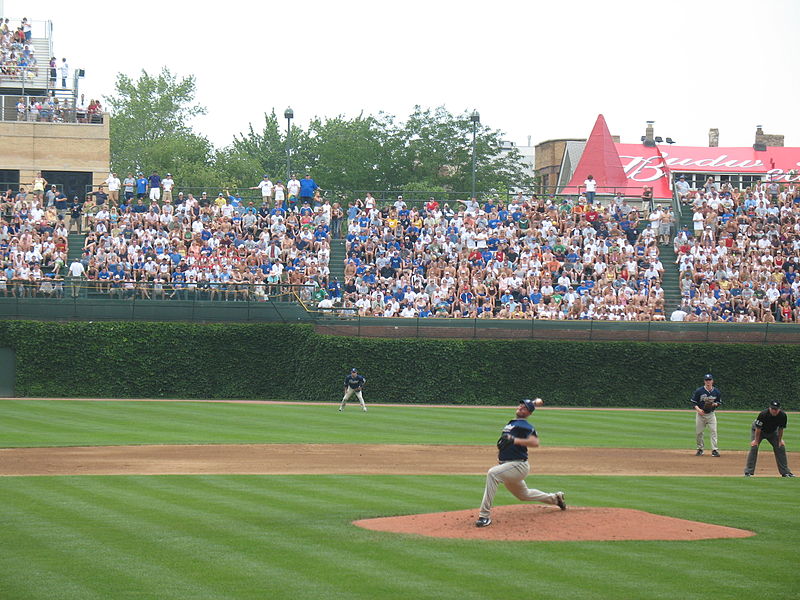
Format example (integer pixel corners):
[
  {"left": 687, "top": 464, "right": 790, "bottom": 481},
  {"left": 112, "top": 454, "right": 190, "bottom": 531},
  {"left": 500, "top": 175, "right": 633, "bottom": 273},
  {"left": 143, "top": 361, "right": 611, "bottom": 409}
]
[
  {"left": 148, "top": 172, "right": 161, "bottom": 201},
  {"left": 299, "top": 175, "right": 319, "bottom": 204}
]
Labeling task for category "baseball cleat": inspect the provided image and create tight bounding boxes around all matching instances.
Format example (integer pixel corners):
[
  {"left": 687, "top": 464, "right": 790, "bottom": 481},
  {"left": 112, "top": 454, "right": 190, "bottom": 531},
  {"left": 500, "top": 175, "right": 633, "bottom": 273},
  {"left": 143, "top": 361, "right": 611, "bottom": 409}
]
[
  {"left": 475, "top": 517, "right": 492, "bottom": 527},
  {"left": 555, "top": 491, "right": 567, "bottom": 511},
  {"left": 363, "top": 407, "right": 367, "bottom": 412},
  {"left": 338, "top": 407, "right": 343, "bottom": 412},
  {"left": 744, "top": 473, "right": 752, "bottom": 477},
  {"left": 782, "top": 473, "right": 795, "bottom": 478},
  {"left": 695, "top": 449, "right": 704, "bottom": 456},
  {"left": 711, "top": 450, "right": 721, "bottom": 457}
]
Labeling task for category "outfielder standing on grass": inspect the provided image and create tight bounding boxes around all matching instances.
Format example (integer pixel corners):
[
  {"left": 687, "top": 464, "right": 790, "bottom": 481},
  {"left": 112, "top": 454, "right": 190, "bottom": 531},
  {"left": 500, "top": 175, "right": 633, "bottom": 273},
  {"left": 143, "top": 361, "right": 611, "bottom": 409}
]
[
  {"left": 692, "top": 373, "right": 721, "bottom": 457},
  {"left": 475, "top": 398, "right": 566, "bottom": 528},
  {"left": 339, "top": 368, "right": 367, "bottom": 412}
]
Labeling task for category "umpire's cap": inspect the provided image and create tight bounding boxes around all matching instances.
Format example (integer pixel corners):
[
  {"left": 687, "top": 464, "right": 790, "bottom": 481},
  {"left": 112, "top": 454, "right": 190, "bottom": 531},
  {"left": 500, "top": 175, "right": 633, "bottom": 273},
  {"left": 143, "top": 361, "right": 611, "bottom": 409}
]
[{"left": 521, "top": 399, "right": 537, "bottom": 413}]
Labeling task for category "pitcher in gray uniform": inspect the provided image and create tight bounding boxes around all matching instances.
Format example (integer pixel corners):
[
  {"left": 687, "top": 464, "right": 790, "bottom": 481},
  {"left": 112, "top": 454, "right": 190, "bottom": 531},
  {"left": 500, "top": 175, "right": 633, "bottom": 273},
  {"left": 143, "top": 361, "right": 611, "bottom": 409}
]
[{"left": 475, "top": 398, "right": 566, "bottom": 528}]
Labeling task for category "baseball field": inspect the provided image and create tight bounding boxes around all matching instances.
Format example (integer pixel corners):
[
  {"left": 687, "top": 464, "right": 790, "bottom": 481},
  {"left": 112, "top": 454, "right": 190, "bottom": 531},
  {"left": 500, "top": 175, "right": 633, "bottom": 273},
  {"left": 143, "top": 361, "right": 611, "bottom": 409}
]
[{"left": 1, "top": 399, "right": 798, "bottom": 600}]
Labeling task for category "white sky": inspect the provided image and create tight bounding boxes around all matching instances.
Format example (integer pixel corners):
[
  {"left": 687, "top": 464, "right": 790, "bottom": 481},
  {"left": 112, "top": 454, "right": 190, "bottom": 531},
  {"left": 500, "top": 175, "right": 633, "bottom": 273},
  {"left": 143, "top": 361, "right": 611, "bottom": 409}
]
[{"left": 5, "top": 0, "right": 799, "bottom": 150}]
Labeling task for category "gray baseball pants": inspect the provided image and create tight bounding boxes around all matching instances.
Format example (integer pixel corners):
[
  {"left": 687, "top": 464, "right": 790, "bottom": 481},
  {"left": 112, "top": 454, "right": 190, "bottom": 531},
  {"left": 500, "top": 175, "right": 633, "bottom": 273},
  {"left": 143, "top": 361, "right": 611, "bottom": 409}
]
[
  {"left": 340, "top": 388, "right": 366, "bottom": 410},
  {"left": 695, "top": 412, "right": 718, "bottom": 451},
  {"left": 478, "top": 460, "right": 559, "bottom": 519}
]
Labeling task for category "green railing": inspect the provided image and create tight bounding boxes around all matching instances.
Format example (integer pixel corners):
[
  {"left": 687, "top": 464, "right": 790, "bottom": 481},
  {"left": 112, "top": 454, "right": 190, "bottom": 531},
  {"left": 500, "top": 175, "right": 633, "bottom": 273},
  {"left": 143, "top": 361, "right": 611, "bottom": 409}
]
[
  {"left": 0, "top": 281, "right": 314, "bottom": 323},
  {"left": 2, "top": 291, "right": 798, "bottom": 343},
  {"left": 313, "top": 314, "right": 800, "bottom": 344}
]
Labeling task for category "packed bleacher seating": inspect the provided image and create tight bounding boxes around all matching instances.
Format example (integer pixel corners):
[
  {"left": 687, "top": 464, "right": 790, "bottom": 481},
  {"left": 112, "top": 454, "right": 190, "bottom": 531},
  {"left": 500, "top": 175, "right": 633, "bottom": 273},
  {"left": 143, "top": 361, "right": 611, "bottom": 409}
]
[
  {"left": 3, "top": 169, "right": 799, "bottom": 323},
  {"left": 674, "top": 181, "right": 800, "bottom": 323},
  {"left": 338, "top": 193, "right": 671, "bottom": 320},
  {"left": 69, "top": 187, "right": 331, "bottom": 301},
  {"left": 0, "top": 185, "right": 69, "bottom": 297}
]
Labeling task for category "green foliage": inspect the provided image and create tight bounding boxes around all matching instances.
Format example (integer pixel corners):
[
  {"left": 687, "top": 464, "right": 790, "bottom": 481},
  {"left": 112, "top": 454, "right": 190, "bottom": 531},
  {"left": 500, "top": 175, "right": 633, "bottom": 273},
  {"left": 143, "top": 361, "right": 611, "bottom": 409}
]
[
  {"left": 393, "top": 106, "right": 534, "bottom": 193},
  {"left": 105, "top": 65, "right": 534, "bottom": 196},
  {"left": 221, "top": 110, "right": 291, "bottom": 186},
  {"left": 105, "top": 68, "right": 216, "bottom": 181},
  {"left": 1, "top": 321, "right": 798, "bottom": 407},
  {"left": 222, "top": 105, "right": 533, "bottom": 195}
]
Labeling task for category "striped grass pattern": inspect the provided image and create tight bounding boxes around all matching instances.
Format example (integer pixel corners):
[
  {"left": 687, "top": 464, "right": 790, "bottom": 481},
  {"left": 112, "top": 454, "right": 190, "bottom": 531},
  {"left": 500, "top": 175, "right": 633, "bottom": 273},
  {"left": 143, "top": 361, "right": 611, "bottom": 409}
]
[
  {"left": 1, "top": 401, "right": 798, "bottom": 599},
  {"left": 0, "top": 400, "right": 790, "bottom": 449},
  {"left": 1, "top": 475, "right": 798, "bottom": 600}
]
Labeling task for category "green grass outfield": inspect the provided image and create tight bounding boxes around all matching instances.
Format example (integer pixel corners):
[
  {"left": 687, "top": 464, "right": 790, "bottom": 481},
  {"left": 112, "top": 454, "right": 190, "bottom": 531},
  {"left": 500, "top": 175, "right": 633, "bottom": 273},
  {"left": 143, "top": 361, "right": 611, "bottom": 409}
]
[
  {"left": 1, "top": 400, "right": 798, "bottom": 600},
  {"left": 1, "top": 399, "right": 795, "bottom": 449}
]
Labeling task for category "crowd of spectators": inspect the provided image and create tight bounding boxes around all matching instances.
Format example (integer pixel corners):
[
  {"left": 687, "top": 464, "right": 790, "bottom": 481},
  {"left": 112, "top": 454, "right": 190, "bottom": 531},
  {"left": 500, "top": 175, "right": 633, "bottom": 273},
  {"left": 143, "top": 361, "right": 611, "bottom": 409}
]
[
  {"left": 0, "top": 180, "right": 70, "bottom": 297},
  {"left": 3, "top": 168, "right": 800, "bottom": 323},
  {"left": 62, "top": 175, "right": 333, "bottom": 301},
  {"left": 671, "top": 177, "right": 800, "bottom": 323},
  {"left": 0, "top": 17, "right": 34, "bottom": 82},
  {"left": 334, "top": 192, "right": 675, "bottom": 320}
]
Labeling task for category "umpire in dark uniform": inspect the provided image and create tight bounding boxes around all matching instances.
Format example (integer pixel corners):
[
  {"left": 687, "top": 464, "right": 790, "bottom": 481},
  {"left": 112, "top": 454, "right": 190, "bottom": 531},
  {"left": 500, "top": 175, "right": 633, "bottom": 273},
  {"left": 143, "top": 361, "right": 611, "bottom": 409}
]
[{"left": 744, "top": 401, "right": 795, "bottom": 477}]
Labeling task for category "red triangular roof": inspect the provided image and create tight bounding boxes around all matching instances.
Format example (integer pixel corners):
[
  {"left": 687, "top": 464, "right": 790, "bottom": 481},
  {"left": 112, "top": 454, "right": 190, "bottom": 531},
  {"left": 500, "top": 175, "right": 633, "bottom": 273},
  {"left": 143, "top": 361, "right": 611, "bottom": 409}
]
[{"left": 565, "top": 114, "right": 629, "bottom": 191}]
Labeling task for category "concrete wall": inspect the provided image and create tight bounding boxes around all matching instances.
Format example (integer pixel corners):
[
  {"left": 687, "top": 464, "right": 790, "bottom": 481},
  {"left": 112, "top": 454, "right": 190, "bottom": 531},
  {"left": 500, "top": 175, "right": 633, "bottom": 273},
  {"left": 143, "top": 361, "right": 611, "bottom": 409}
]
[{"left": 0, "top": 115, "right": 110, "bottom": 188}]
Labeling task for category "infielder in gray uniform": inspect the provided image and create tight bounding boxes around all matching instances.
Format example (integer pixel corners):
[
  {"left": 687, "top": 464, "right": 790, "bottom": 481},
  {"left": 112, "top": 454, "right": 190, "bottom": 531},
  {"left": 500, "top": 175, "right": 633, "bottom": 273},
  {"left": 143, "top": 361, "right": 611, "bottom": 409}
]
[
  {"left": 691, "top": 373, "right": 721, "bottom": 456},
  {"left": 339, "top": 368, "right": 367, "bottom": 412}
]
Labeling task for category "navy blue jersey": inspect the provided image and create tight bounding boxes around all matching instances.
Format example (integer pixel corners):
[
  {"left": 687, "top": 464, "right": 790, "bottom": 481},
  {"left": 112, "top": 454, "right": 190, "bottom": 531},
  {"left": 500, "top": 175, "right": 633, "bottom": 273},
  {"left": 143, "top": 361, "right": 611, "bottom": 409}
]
[
  {"left": 691, "top": 386, "right": 722, "bottom": 413},
  {"left": 498, "top": 418, "right": 536, "bottom": 462},
  {"left": 344, "top": 374, "right": 366, "bottom": 389}
]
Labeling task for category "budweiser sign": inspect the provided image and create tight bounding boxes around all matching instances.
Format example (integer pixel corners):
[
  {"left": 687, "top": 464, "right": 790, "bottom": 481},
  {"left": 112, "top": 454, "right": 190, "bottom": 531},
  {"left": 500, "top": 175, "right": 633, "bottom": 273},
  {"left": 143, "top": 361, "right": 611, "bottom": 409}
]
[
  {"left": 615, "top": 144, "right": 800, "bottom": 183},
  {"left": 612, "top": 144, "right": 800, "bottom": 198}
]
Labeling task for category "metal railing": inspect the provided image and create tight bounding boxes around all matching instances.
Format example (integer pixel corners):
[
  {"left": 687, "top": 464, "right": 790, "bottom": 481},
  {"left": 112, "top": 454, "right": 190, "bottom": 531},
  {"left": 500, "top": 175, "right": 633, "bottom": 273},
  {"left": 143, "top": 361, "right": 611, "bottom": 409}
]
[
  {"left": 0, "top": 279, "right": 312, "bottom": 300},
  {"left": 312, "top": 314, "right": 800, "bottom": 344},
  {"left": 0, "top": 95, "right": 104, "bottom": 124},
  {"left": 0, "top": 281, "right": 315, "bottom": 323}
]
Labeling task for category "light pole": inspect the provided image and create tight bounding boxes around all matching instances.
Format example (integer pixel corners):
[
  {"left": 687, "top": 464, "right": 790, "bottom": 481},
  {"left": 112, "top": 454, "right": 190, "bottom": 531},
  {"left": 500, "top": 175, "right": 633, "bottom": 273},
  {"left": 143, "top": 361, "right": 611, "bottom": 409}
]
[
  {"left": 470, "top": 110, "right": 480, "bottom": 200},
  {"left": 284, "top": 107, "right": 294, "bottom": 183}
]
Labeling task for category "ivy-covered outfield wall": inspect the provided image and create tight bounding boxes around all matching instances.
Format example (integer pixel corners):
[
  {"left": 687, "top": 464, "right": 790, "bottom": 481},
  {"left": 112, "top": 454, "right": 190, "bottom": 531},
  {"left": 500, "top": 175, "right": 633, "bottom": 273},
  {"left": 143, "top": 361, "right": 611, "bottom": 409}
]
[{"left": 1, "top": 321, "right": 797, "bottom": 408}]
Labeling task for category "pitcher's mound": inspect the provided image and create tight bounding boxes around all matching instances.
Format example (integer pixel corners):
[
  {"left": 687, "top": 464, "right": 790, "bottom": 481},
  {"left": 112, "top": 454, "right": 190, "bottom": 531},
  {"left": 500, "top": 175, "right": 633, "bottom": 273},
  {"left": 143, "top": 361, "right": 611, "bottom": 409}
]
[{"left": 354, "top": 505, "right": 755, "bottom": 541}]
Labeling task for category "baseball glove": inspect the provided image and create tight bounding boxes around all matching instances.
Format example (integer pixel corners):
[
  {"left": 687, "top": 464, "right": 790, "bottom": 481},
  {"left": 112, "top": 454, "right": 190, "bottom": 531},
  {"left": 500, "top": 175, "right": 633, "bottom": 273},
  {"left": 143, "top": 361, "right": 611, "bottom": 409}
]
[
  {"left": 704, "top": 400, "right": 717, "bottom": 410},
  {"left": 496, "top": 434, "right": 514, "bottom": 450}
]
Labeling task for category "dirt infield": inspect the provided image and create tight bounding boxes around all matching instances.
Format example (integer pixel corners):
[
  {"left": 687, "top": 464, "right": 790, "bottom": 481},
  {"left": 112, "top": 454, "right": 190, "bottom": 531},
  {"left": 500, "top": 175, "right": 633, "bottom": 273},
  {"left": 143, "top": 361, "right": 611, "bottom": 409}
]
[
  {"left": 0, "top": 443, "right": 785, "bottom": 477},
  {"left": 1, "top": 443, "right": 774, "bottom": 541}
]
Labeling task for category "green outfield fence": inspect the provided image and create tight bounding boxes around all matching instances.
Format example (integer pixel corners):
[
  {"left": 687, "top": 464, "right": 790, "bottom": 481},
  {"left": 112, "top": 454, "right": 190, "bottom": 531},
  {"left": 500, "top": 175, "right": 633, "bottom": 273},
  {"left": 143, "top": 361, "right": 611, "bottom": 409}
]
[
  {"left": 2, "top": 289, "right": 798, "bottom": 343},
  {"left": 313, "top": 314, "right": 800, "bottom": 344}
]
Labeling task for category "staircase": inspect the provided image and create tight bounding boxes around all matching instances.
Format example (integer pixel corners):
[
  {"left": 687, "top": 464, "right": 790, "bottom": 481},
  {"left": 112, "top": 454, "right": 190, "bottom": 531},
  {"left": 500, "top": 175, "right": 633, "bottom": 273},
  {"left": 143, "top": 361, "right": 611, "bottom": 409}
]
[
  {"left": 329, "top": 238, "right": 346, "bottom": 283},
  {"left": 0, "top": 36, "right": 52, "bottom": 95},
  {"left": 67, "top": 233, "right": 84, "bottom": 264},
  {"left": 658, "top": 242, "right": 681, "bottom": 310},
  {"left": 660, "top": 204, "right": 694, "bottom": 310}
]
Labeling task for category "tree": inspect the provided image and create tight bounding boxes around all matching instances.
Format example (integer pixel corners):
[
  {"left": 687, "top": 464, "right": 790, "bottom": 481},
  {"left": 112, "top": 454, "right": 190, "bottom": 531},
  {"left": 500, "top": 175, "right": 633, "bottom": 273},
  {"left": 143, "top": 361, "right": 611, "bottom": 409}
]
[
  {"left": 393, "top": 106, "right": 534, "bottom": 194},
  {"left": 105, "top": 68, "right": 218, "bottom": 187},
  {"left": 221, "top": 110, "right": 290, "bottom": 186},
  {"left": 302, "top": 113, "right": 399, "bottom": 192},
  {"left": 225, "top": 106, "right": 532, "bottom": 197}
]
